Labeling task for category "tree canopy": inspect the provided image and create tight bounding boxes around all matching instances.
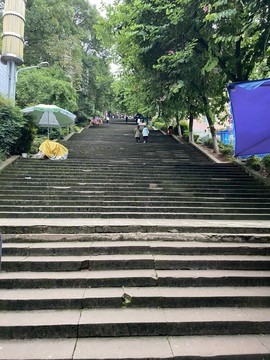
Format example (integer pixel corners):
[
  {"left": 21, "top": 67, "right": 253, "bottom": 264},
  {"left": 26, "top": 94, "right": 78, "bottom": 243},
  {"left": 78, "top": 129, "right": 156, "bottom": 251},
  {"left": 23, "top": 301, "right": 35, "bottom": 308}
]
[
  {"left": 1, "top": 0, "right": 114, "bottom": 117},
  {"left": 1, "top": 0, "right": 269, "bottom": 151},
  {"left": 95, "top": 0, "right": 269, "bottom": 151}
]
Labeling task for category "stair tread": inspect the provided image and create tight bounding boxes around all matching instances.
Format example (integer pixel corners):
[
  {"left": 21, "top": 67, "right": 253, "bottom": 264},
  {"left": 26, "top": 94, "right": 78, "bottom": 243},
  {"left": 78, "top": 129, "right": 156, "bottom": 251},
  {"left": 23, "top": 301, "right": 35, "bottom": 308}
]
[
  {"left": 0, "top": 287, "right": 269, "bottom": 299},
  {"left": 1, "top": 335, "right": 270, "bottom": 359},
  {"left": 0, "top": 307, "right": 270, "bottom": 326},
  {"left": 3, "top": 240, "right": 270, "bottom": 248},
  {"left": 1, "top": 269, "right": 269, "bottom": 279},
  {"left": 3, "top": 254, "right": 270, "bottom": 261}
]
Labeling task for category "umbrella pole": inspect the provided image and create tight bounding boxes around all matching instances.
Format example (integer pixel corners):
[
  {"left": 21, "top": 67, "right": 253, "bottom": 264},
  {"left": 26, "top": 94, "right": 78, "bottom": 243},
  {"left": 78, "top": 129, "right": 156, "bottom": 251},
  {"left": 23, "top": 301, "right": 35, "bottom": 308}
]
[{"left": 48, "top": 112, "right": 50, "bottom": 139}]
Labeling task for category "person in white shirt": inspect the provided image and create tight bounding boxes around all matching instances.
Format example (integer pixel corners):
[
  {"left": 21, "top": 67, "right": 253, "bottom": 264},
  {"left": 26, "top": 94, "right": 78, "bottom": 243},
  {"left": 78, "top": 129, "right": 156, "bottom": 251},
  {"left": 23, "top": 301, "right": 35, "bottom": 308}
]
[{"left": 142, "top": 125, "right": 149, "bottom": 143}]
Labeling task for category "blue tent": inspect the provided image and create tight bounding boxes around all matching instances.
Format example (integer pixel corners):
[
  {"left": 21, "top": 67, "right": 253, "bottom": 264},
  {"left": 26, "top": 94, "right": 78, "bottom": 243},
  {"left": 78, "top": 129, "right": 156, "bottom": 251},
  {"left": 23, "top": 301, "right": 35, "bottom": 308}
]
[{"left": 227, "top": 78, "right": 270, "bottom": 157}]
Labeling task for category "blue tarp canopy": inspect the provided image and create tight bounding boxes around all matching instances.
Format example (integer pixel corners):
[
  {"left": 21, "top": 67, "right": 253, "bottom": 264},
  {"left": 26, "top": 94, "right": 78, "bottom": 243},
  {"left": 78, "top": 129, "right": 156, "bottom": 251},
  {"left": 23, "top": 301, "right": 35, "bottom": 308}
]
[{"left": 227, "top": 78, "right": 270, "bottom": 157}]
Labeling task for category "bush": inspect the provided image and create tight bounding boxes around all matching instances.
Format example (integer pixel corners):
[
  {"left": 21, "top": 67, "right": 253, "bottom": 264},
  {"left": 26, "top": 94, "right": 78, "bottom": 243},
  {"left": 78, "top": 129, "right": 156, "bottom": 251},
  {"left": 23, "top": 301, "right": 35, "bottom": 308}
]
[
  {"left": 219, "top": 143, "right": 234, "bottom": 156},
  {"left": 152, "top": 117, "right": 167, "bottom": 131},
  {"left": 262, "top": 155, "right": 270, "bottom": 172},
  {"left": 182, "top": 130, "right": 189, "bottom": 142},
  {"left": 179, "top": 120, "right": 188, "bottom": 135},
  {"left": 204, "top": 138, "right": 214, "bottom": 149},
  {"left": 0, "top": 97, "right": 32, "bottom": 158},
  {"left": 194, "top": 134, "right": 200, "bottom": 143},
  {"left": 246, "top": 156, "right": 262, "bottom": 171},
  {"left": 30, "top": 135, "right": 47, "bottom": 154}
]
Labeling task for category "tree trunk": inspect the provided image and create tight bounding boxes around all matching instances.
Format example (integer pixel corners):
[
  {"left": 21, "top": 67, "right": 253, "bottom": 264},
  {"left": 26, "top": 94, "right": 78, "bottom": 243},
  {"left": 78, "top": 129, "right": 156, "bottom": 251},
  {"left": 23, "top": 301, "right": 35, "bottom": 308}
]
[
  {"left": 189, "top": 112, "right": 194, "bottom": 143},
  {"left": 205, "top": 112, "right": 219, "bottom": 154},
  {"left": 175, "top": 113, "right": 182, "bottom": 136}
]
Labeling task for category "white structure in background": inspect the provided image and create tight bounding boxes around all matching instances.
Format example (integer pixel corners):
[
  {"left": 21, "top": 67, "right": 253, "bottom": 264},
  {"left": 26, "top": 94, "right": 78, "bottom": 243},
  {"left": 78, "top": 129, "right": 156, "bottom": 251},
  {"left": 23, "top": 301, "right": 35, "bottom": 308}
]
[{"left": 0, "top": 0, "right": 27, "bottom": 100}]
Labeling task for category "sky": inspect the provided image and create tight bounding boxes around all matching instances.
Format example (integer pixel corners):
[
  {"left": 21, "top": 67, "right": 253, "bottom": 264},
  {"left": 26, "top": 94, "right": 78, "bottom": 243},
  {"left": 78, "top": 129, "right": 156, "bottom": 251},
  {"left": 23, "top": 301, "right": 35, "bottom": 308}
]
[{"left": 88, "top": 0, "right": 114, "bottom": 13}]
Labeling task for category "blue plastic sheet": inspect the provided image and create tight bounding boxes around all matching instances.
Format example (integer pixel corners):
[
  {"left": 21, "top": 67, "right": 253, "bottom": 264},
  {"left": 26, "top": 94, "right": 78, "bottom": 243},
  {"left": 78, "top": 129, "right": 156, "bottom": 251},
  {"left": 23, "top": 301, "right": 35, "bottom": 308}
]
[{"left": 227, "top": 78, "right": 270, "bottom": 157}]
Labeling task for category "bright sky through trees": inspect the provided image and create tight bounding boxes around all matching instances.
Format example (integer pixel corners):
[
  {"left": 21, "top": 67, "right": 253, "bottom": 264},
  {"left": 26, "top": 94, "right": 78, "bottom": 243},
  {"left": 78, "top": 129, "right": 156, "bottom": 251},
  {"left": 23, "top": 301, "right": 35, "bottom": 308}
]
[{"left": 88, "top": 0, "right": 114, "bottom": 14}]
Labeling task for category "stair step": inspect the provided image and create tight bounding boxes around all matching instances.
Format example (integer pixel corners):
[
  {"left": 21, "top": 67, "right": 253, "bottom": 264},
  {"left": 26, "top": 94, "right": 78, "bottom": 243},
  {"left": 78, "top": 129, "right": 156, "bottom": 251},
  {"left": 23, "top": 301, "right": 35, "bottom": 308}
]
[
  {"left": 3, "top": 232, "right": 270, "bottom": 243},
  {"left": 0, "top": 287, "right": 269, "bottom": 310},
  {"left": 0, "top": 307, "right": 269, "bottom": 338},
  {"left": 1, "top": 212, "right": 270, "bottom": 220},
  {"left": 3, "top": 240, "right": 269, "bottom": 256},
  {"left": 0, "top": 269, "right": 269, "bottom": 288},
  {"left": 1, "top": 335, "right": 268, "bottom": 360},
  {"left": 1, "top": 205, "right": 270, "bottom": 214},
  {"left": 2, "top": 254, "right": 270, "bottom": 271}
]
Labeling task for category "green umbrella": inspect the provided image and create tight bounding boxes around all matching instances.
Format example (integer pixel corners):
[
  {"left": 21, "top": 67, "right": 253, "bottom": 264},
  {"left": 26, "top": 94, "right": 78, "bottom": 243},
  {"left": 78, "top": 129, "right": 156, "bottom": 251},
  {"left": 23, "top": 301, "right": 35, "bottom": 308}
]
[{"left": 22, "top": 104, "right": 76, "bottom": 138}]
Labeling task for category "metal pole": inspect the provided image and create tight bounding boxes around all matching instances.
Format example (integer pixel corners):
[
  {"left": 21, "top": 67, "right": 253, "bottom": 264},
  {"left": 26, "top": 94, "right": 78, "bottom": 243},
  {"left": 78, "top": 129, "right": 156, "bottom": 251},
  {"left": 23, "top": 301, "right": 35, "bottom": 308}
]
[{"left": 6, "top": 60, "right": 17, "bottom": 101}]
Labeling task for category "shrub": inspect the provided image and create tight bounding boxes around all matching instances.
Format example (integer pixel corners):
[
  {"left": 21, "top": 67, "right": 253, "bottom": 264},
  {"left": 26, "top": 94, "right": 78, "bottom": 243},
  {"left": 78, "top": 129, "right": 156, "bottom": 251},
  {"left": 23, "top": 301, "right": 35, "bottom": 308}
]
[
  {"left": 194, "top": 134, "right": 200, "bottom": 143},
  {"left": 262, "top": 155, "right": 270, "bottom": 172},
  {"left": 179, "top": 120, "right": 188, "bottom": 135},
  {"left": 246, "top": 156, "right": 262, "bottom": 171},
  {"left": 0, "top": 97, "right": 32, "bottom": 158},
  {"left": 219, "top": 143, "right": 234, "bottom": 156},
  {"left": 182, "top": 130, "right": 189, "bottom": 142},
  {"left": 204, "top": 138, "right": 214, "bottom": 149},
  {"left": 152, "top": 117, "right": 167, "bottom": 131}
]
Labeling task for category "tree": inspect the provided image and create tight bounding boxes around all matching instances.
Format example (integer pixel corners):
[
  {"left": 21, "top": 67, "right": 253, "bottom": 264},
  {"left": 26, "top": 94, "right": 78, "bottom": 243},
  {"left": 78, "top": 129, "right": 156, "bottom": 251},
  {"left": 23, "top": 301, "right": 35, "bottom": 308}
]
[
  {"left": 203, "top": 0, "right": 270, "bottom": 81},
  {"left": 13, "top": 0, "right": 115, "bottom": 116},
  {"left": 16, "top": 66, "right": 77, "bottom": 112}
]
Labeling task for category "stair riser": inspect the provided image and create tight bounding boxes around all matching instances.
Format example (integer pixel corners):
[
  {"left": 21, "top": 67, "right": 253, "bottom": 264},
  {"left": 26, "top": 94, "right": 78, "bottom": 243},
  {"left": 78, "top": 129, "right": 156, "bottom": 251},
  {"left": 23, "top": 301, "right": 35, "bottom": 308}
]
[
  {"left": 1, "top": 207, "right": 269, "bottom": 214},
  {"left": 3, "top": 247, "right": 269, "bottom": 256},
  {"left": 1, "top": 192, "right": 269, "bottom": 199},
  {"left": 0, "top": 277, "right": 269, "bottom": 289},
  {"left": 1, "top": 213, "right": 270, "bottom": 220},
  {"left": 0, "top": 321, "right": 269, "bottom": 339},
  {"left": 2, "top": 201, "right": 270, "bottom": 208},
  {"left": 2, "top": 260, "right": 270, "bottom": 271},
  {"left": 2, "top": 226, "right": 270, "bottom": 235},
  {"left": 0, "top": 185, "right": 268, "bottom": 193}
]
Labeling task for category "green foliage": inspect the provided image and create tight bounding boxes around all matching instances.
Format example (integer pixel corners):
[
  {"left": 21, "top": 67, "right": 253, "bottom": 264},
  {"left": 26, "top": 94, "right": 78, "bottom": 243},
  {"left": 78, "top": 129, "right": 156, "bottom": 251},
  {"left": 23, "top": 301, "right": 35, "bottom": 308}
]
[
  {"left": 16, "top": 67, "right": 78, "bottom": 112},
  {"left": 246, "top": 156, "right": 262, "bottom": 172},
  {"left": 194, "top": 134, "right": 200, "bottom": 143},
  {"left": 219, "top": 143, "right": 234, "bottom": 156},
  {"left": 204, "top": 138, "right": 214, "bottom": 149},
  {"left": 262, "top": 155, "right": 270, "bottom": 173},
  {"left": 179, "top": 120, "right": 189, "bottom": 134},
  {"left": 182, "top": 130, "right": 189, "bottom": 142},
  {"left": 0, "top": 97, "right": 31, "bottom": 158},
  {"left": 18, "top": 0, "right": 113, "bottom": 117},
  {"left": 152, "top": 117, "right": 167, "bottom": 131}
]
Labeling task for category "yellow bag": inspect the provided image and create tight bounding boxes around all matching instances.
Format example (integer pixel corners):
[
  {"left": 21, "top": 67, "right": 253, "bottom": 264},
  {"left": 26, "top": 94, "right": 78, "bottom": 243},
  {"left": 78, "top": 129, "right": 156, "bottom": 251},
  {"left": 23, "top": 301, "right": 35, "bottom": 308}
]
[{"left": 39, "top": 140, "right": 68, "bottom": 160}]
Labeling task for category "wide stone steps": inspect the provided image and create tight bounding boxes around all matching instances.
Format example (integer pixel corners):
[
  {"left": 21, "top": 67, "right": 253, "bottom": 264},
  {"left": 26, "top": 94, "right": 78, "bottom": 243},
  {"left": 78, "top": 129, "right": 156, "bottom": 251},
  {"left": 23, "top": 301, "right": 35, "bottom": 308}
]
[
  {"left": 0, "top": 205, "right": 269, "bottom": 214},
  {"left": 2, "top": 254, "right": 270, "bottom": 272},
  {"left": 1, "top": 269, "right": 270, "bottom": 288},
  {"left": 0, "top": 287, "right": 269, "bottom": 311},
  {"left": 3, "top": 150, "right": 270, "bottom": 221},
  {"left": 1, "top": 124, "right": 270, "bottom": 358},
  {"left": 3, "top": 240, "right": 269, "bottom": 255},
  {"left": 1, "top": 199, "right": 270, "bottom": 207},
  {"left": 1, "top": 335, "right": 270, "bottom": 359},
  {"left": 1, "top": 307, "right": 270, "bottom": 339},
  {"left": 2, "top": 211, "right": 270, "bottom": 220}
]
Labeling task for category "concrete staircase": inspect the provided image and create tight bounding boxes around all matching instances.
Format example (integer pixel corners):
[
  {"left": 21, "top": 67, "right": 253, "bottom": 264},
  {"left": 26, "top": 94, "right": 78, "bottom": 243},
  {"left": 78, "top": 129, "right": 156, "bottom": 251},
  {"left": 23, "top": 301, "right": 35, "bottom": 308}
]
[
  {"left": 0, "top": 121, "right": 270, "bottom": 359},
  {"left": 0, "top": 124, "right": 270, "bottom": 220}
]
